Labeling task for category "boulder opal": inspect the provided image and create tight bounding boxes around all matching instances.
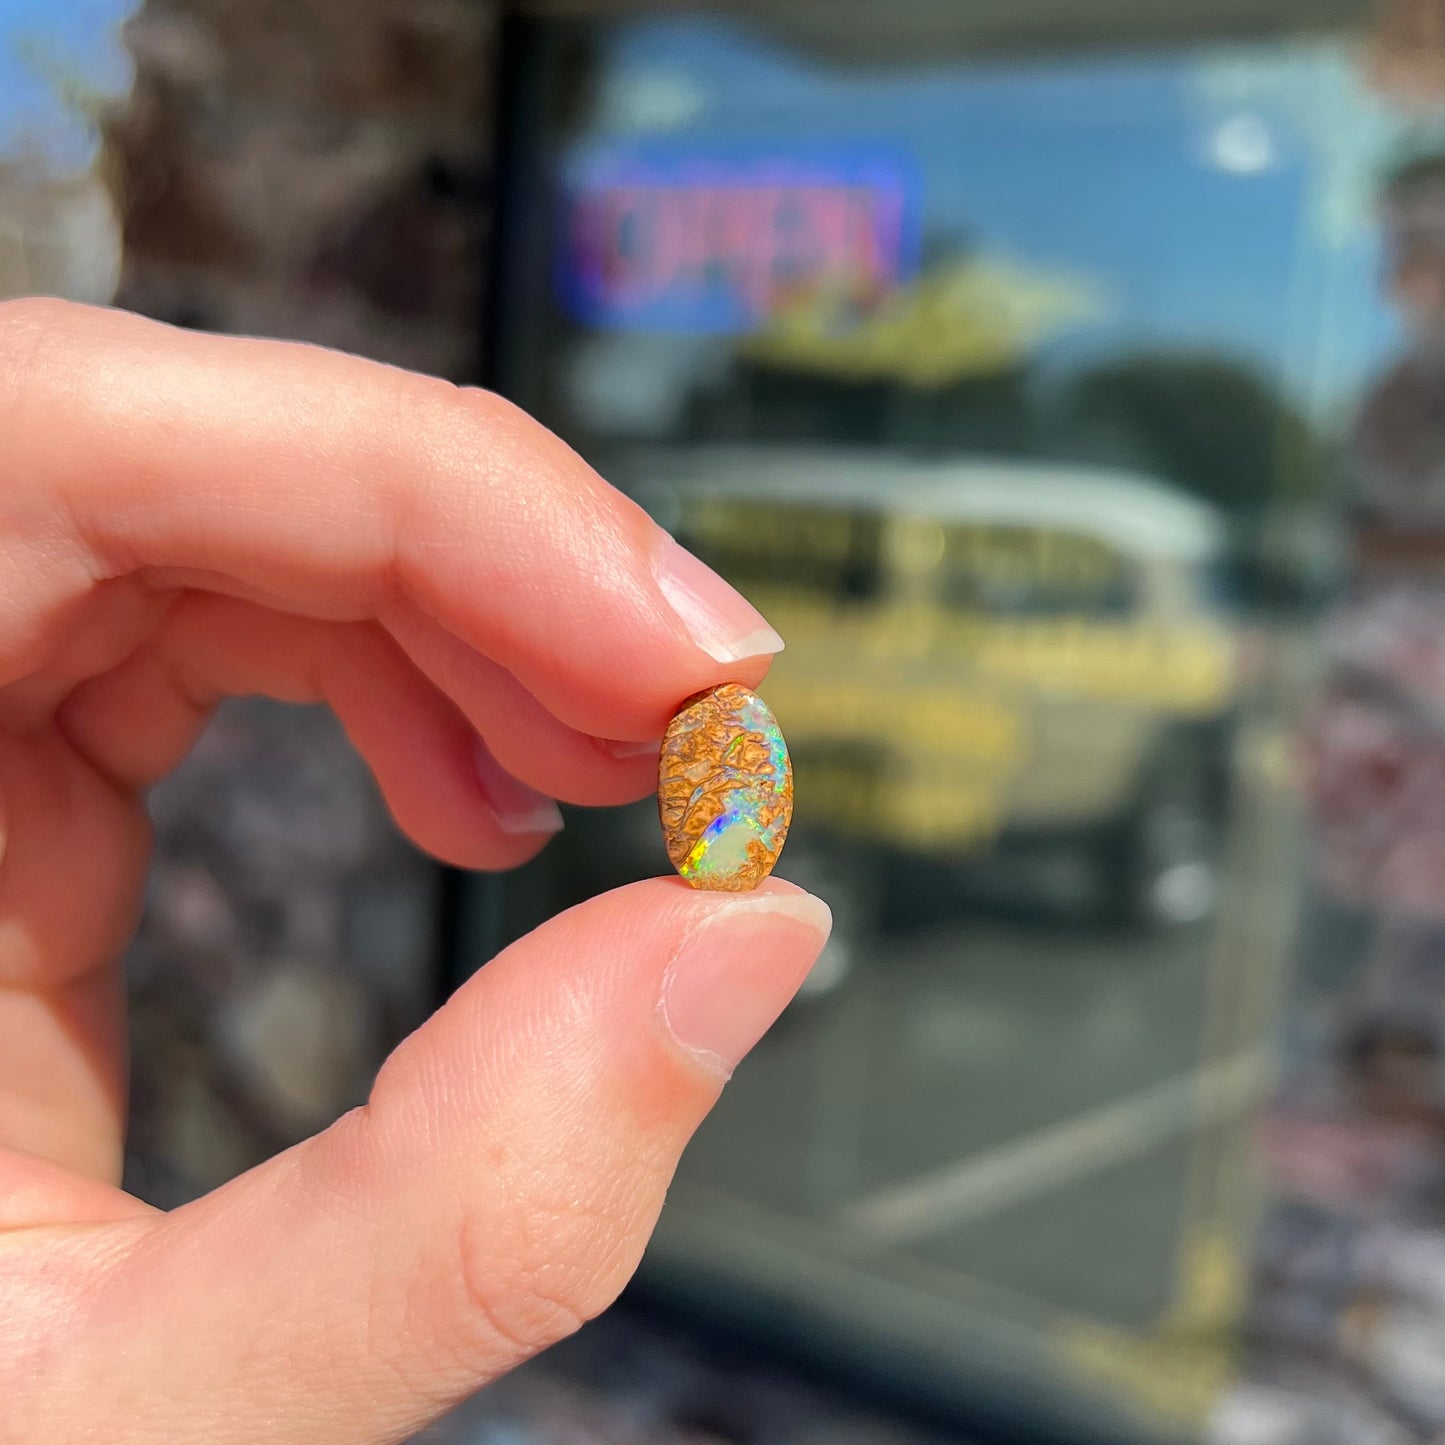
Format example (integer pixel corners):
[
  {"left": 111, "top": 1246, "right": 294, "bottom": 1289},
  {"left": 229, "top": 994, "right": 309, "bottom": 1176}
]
[{"left": 658, "top": 683, "right": 793, "bottom": 891}]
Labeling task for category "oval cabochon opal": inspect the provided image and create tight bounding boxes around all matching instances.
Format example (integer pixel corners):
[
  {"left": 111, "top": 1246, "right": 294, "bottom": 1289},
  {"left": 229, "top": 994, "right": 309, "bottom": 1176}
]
[{"left": 658, "top": 683, "right": 793, "bottom": 891}]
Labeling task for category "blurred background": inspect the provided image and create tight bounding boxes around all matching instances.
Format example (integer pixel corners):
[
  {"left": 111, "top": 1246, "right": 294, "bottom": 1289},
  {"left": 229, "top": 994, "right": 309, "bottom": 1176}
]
[{"left": 12, "top": 0, "right": 1445, "bottom": 1441}]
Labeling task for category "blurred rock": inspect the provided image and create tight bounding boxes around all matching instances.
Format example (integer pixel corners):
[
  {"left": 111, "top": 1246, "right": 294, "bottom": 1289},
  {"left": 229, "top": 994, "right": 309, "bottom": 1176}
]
[
  {"left": 124, "top": 700, "right": 436, "bottom": 1198},
  {"left": 220, "top": 961, "right": 378, "bottom": 1135},
  {"left": 162, "top": 1068, "right": 260, "bottom": 1189}
]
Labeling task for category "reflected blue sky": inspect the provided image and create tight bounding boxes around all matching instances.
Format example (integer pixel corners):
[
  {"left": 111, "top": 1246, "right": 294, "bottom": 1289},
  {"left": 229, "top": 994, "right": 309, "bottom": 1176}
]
[
  {"left": 0, "top": 0, "right": 133, "bottom": 163},
  {"left": 0, "top": 4, "right": 1409, "bottom": 420},
  {"left": 592, "top": 16, "right": 1407, "bottom": 419}
]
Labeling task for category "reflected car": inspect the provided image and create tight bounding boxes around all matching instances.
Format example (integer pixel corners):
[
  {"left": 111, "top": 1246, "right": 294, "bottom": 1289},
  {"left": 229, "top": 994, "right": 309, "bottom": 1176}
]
[{"left": 611, "top": 448, "right": 1240, "bottom": 982}]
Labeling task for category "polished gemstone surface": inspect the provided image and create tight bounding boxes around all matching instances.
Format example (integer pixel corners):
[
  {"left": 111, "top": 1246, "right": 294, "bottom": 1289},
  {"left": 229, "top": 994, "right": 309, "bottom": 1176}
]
[{"left": 658, "top": 683, "right": 793, "bottom": 891}]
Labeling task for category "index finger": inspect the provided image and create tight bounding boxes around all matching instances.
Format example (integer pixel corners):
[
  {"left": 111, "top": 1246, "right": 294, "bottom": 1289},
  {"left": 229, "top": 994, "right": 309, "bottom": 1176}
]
[{"left": 0, "top": 298, "right": 781, "bottom": 740}]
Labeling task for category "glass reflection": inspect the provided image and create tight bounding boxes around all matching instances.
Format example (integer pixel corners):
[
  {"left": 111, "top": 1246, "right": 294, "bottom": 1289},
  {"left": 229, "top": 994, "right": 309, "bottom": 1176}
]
[{"left": 488, "top": 11, "right": 1445, "bottom": 1440}]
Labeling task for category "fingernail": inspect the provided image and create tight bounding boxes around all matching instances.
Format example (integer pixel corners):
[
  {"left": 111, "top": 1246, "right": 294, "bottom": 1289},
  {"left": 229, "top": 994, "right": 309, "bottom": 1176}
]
[
  {"left": 598, "top": 738, "right": 662, "bottom": 761},
  {"left": 662, "top": 888, "right": 832, "bottom": 1077},
  {"left": 473, "top": 738, "right": 564, "bottom": 836},
  {"left": 653, "top": 536, "right": 785, "bottom": 665}
]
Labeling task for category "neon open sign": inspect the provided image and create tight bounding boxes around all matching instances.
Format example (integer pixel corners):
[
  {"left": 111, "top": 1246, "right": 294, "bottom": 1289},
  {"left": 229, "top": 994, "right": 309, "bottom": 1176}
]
[{"left": 556, "top": 143, "right": 922, "bottom": 333}]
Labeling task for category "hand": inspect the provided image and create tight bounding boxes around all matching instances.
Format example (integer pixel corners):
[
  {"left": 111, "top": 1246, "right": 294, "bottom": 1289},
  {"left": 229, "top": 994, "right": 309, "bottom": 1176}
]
[{"left": 0, "top": 299, "right": 830, "bottom": 1443}]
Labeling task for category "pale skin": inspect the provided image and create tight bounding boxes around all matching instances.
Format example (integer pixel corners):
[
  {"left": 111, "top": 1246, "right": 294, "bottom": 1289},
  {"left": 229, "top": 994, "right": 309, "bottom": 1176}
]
[{"left": 0, "top": 298, "right": 831, "bottom": 1443}]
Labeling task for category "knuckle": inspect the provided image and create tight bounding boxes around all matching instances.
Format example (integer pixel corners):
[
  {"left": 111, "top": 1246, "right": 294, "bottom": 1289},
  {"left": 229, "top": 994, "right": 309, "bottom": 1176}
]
[
  {"left": 0, "top": 1230, "right": 122, "bottom": 1441},
  {"left": 424, "top": 385, "right": 546, "bottom": 492},
  {"left": 0, "top": 296, "right": 64, "bottom": 415},
  {"left": 435, "top": 383, "right": 578, "bottom": 479},
  {"left": 0, "top": 1266, "right": 54, "bottom": 1438},
  {"left": 427, "top": 1174, "right": 644, "bottom": 1380},
  {"left": 445, "top": 382, "right": 526, "bottom": 430},
  {"left": 446, "top": 1204, "right": 590, "bottom": 1368},
  {"left": 0, "top": 293, "right": 79, "bottom": 339},
  {"left": 407, "top": 373, "right": 502, "bottom": 437}
]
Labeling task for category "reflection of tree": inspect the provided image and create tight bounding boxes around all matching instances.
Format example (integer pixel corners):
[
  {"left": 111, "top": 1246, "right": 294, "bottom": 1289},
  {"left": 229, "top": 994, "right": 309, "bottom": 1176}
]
[
  {"left": 1059, "top": 352, "right": 1336, "bottom": 605},
  {"left": 1062, "top": 353, "right": 1330, "bottom": 518},
  {"left": 686, "top": 355, "right": 1036, "bottom": 453},
  {"left": 738, "top": 252, "right": 1105, "bottom": 387},
  {"left": 682, "top": 247, "right": 1102, "bottom": 452}
]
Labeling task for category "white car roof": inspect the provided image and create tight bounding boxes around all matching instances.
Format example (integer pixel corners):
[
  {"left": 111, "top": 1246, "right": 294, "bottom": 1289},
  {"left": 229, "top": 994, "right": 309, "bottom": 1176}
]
[{"left": 617, "top": 447, "right": 1228, "bottom": 562}]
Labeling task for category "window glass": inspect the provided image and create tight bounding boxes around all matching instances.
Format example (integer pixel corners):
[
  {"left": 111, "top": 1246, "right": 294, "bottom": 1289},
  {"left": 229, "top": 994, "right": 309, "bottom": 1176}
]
[{"left": 489, "top": 9, "right": 1445, "bottom": 1442}]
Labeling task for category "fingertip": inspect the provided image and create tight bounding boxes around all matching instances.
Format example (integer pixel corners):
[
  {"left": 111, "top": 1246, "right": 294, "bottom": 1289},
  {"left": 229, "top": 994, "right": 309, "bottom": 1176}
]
[
  {"left": 595, "top": 737, "right": 662, "bottom": 762},
  {"left": 471, "top": 737, "right": 564, "bottom": 837},
  {"left": 656, "top": 878, "right": 832, "bottom": 1079},
  {"left": 739, "top": 874, "right": 834, "bottom": 926},
  {"left": 651, "top": 535, "right": 786, "bottom": 667}
]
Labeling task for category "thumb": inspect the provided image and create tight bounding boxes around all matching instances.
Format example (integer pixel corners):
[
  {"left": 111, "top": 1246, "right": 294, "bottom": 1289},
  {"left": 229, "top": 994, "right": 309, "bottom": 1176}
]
[{"left": 17, "top": 877, "right": 830, "bottom": 1445}]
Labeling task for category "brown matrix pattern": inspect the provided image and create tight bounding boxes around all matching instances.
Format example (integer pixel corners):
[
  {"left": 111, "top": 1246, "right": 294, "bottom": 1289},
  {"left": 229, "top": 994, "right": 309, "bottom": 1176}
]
[{"left": 658, "top": 684, "right": 792, "bottom": 891}]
